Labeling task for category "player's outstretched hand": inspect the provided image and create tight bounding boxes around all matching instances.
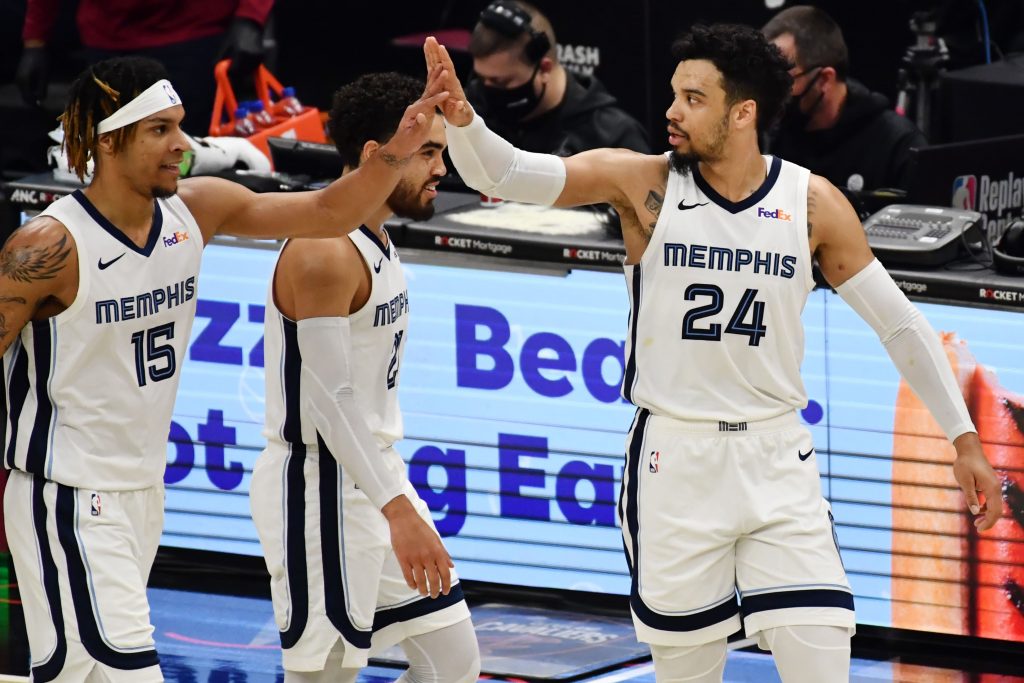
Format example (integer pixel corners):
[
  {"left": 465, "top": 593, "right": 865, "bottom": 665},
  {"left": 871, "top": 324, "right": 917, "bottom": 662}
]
[
  {"left": 424, "top": 36, "right": 473, "bottom": 127},
  {"left": 383, "top": 495, "right": 453, "bottom": 598},
  {"left": 379, "top": 63, "right": 450, "bottom": 163},
  {"left": 952, "top": 433, "right": 1004, "bottom": 532}
]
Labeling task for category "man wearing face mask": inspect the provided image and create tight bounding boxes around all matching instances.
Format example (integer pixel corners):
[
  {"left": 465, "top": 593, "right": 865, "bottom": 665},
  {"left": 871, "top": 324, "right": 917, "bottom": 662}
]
[
  {"left": 464, "top": 0, "right": 649, "bottom": 156},
  {"left": 762, "top": 6, "right": 927, "bottom": 193}
]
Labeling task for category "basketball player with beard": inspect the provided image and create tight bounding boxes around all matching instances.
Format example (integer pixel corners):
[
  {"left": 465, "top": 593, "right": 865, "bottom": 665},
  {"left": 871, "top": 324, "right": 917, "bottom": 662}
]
[
  {"left": 426, "top": 26, "right": 1001, "bottom": 683},
  {"left": 249, "top": 72, "right": 478, "bottom": 683},
  {"left": 0, "top": 56, "right": 448, "bottom": 682}
]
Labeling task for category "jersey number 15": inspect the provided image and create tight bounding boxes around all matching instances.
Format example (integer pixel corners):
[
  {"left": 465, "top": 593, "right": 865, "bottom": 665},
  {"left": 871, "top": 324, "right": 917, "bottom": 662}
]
[{"left": 131, "top": 322, "right": 176, "bottom": 387}]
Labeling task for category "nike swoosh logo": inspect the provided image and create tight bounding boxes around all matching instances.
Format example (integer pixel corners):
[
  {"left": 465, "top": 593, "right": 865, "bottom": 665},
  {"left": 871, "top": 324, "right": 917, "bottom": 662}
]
[
  {"left": 798, "top": 448, "right": 815, "bottom": 461},
  {"left": 678, "top": 200, "right": 709, "bottom": 211},
  {"left": 97, "top": 253, "right": 126, "bottom": 270},
  {"left": 373, "top": 259, "right": 383, "bottom": 274}
]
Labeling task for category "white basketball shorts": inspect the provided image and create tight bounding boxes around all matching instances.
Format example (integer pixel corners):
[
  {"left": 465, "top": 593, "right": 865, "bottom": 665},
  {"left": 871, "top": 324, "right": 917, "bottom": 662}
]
[
  {"left": 619, "top": 409, "right": 855, "bottom": 646},
  {"left": 250, "top": 444, "right": 470, "bottom": 672},
  {"left": 4, "top": 470, "right": 164, "bottom": 682}
]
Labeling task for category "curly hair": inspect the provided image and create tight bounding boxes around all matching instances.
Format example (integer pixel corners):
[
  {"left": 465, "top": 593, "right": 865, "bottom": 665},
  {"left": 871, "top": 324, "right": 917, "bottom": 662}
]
[
  {"left": 671, "top": 24, "right": 793, "bottom": 137},
  {"left": 61, "top": 56, "right": 170, "bottom": 181},
  {"left": 327, "top": 72, "right": 424, "bottom": 168}
]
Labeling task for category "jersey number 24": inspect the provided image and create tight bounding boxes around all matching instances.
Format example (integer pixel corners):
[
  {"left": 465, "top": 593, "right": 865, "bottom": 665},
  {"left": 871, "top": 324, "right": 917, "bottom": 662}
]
[{"left": 681, "top": 284, "right": 767, "bottom": 346}]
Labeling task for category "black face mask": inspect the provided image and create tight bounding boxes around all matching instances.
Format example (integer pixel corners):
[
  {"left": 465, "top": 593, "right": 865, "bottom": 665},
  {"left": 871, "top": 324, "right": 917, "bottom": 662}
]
[
  {"left": 480, "top": 64, "right": 546, "bottom": 124},
  {"left": 781, "top": 67, "right": 825, "bottom": 132}
]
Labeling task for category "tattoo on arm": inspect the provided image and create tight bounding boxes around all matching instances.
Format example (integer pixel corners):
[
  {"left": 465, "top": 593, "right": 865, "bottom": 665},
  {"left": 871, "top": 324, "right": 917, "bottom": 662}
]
[
  {"left": 0, "top": 234, "right": 71, "bottom": 283},
  {"left": 644, "top": 189, "right": 665, "bottom": 236},
  {"left": 376, "top": 150, "right": 408, "bottom": 169},
  {"left": 807, "top": 186, "right": 817, "bottom": 239},
  {"left": 0, "top": 297, "right": 29, "bottom": 347}
]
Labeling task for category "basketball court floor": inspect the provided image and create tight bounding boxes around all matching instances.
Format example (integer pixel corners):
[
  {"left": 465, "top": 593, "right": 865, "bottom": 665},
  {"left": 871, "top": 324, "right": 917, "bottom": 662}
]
[{"left": 2, "top": 580, "right": 1023, "bottom": 683}]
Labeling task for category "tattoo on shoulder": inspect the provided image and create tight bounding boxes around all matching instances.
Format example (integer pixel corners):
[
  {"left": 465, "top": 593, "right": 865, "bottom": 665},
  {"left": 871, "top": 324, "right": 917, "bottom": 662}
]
[
  {"left": 807, "top": 186, "right": 817, "bottom": 238},
  {"left": 0, "top": 234, "right": 71, "bottom": 283},
  {"left": 644, "top": 188, "right": 665, "bottom": 238}
]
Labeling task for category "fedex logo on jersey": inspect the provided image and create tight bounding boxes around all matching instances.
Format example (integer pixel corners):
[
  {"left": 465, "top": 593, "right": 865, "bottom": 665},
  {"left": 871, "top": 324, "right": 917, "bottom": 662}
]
[
  {"left": 757, "top": 207, "right": 792, "bottom": 221},
  {"left": 163, "top": 230, "right": 190, "bottom": 248},
  {"left": 952, "top": 175, "right": 977, "bottom": 211}
]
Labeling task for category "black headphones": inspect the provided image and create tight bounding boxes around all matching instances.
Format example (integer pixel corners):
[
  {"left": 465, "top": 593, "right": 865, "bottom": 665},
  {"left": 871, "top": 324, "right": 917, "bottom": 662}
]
[
  {"left": 993, "top": 217, "right": 1024, "bottom": 275},
  {"left": 479, "top": 1, "right": 552, "bottom": 64}
]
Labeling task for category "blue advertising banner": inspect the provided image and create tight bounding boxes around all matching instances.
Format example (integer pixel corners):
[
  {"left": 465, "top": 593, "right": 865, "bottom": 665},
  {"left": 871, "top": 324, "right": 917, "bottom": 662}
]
[{"left": 165, "top": 242, "right": 1024, "bottom": 642}]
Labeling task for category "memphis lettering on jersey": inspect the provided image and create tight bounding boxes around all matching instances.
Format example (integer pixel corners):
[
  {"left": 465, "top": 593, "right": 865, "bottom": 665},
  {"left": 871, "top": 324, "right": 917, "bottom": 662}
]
[
  {"left": 373, "top": 289, "right": 410, "bottom": 327},
  {"left": 664, "top": 242, "right": 797, "bottom": 279},
  {"left": 95, "top": 276, "right": 196, "bottom": 324}
]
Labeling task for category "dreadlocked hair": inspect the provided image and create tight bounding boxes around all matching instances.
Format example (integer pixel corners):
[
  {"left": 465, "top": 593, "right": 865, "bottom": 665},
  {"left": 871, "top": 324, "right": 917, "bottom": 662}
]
[{"left": 60, "top": 56, "right": 170, "bottom": 181}]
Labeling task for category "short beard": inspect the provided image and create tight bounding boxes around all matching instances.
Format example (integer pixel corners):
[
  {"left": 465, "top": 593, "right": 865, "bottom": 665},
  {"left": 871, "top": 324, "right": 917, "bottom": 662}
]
[
  {"left": 669, "top": 114, "right": 730, "bottom": 175},
  {"left": 669, "top": 151, "right": 698, "bottom": 176},
  {"left": 151, "top": 185, "right": 178, "bottom": 200},
  {"left": 386, "top": 178, "right": 438, "bottom": 221}
]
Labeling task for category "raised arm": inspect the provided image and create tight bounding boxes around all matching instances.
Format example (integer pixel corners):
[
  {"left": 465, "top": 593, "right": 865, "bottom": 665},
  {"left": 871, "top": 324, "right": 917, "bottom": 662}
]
[
  {"left": 0, "top": 218, "right": 77, "bottom": 356},
  {"left": 180, "top": 67, "right": 450, "bottom": 243},
  {"left": 811, "top": 174, "right": 1002, "bottom": 531},
  {"left": 425, "top": 37, "right": 640, "bottom": 210},
  {"left": 277, "top": 240, "right": 453, "bottom": 597}
]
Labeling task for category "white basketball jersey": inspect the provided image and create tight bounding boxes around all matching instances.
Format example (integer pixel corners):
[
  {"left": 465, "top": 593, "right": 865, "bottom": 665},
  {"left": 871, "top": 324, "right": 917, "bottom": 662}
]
[
  {"left": 622, "top": 156, "right": 815, "bottom": 422},
  {"left": 264, "top": 228, "right": 409, "bottom": 451},
  {"left": 3, "top": 190, "right": 203, "bottom": 489}
]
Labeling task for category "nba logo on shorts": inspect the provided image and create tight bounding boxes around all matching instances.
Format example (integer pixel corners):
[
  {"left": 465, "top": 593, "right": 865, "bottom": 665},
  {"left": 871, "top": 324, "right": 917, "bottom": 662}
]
[
  {"left": 951, "top": 175, "right": 977, "bottom": 211},
  {"left": 90, "top": 492, "right": 102, "bottom": 516},
  {"left": 649, "top": 450, "right": 660, "bottom": 473}
]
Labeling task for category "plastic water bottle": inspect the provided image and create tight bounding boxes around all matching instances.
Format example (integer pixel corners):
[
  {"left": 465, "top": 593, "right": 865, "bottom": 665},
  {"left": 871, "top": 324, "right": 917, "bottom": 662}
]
[
  {"left": 248, "top": 100, "right": 277, "bottom": 129},
  {"left": 276, "top": 87, "right": 304, "bottom": 117},
  {"left": 233, "top": 107, "right": 255, "bottom": 136}
]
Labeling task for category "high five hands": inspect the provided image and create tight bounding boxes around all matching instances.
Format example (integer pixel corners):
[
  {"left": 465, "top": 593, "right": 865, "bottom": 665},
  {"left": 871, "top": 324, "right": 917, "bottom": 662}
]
[{"left": 424, "top": 37, "right": 474, "bottom": 127}]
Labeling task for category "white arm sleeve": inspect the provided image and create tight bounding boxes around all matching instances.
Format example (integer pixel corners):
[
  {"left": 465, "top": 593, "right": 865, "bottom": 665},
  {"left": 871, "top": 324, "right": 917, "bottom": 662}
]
[
  {"left": 296, "top": 317, "right": 406, "bottom": 510},
  {"left": 836, "top": 259, "right": 975, "bottom": 442},
  {"left": 444, "top": 112, "right": 566, "bottom": 205}
]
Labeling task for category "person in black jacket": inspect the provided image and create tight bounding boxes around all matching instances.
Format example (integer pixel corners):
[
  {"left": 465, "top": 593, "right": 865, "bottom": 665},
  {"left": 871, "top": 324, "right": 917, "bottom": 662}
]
[
  {"left": 464, "top": 0, "right": 649, "bottom": 156},
  {"left": 763, "top": 5, "right": 927, "bottom": 193}
]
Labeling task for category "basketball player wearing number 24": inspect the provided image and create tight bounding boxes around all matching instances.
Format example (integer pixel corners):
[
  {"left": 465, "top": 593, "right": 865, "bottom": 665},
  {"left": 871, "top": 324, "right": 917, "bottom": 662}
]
[
  {"left": 0, "top": 56, "right": 447, "bottom": 682},
  {"left": 427, "top": 24, "right": 1000, "bottom": 683}
]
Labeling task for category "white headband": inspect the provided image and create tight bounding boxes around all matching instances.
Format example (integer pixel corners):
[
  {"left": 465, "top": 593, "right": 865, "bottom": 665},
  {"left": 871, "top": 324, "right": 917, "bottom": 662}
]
[{"left": 96, "top": 79, "right": 182, "bottom": 134}]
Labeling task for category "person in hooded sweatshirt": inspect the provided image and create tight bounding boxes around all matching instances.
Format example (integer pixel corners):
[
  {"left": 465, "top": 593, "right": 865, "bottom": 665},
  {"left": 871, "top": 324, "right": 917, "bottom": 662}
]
[
  {"left": 464, "top": 0, "right": 650, "bottom": 156},
  {"left": 763, "top": 5, "right": 927, "bottom": 193}
]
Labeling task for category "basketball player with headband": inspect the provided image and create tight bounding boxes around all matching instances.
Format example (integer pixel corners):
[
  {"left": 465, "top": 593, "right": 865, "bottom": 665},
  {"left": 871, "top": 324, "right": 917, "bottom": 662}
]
[{"left": 0, "top": 56, "right": 448, "bottom": 682}]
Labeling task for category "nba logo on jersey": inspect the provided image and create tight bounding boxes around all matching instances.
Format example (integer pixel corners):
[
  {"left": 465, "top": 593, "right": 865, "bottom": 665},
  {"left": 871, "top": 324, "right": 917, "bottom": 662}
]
[
  {"left": 649, "top": 450, "right": 660, "bottom": 473},
  {"left": 90, "top": 492, "right": 102, "bottom": 516},
  {"left": 951, "top": 175, "right": 977, "bottom": 211}
]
